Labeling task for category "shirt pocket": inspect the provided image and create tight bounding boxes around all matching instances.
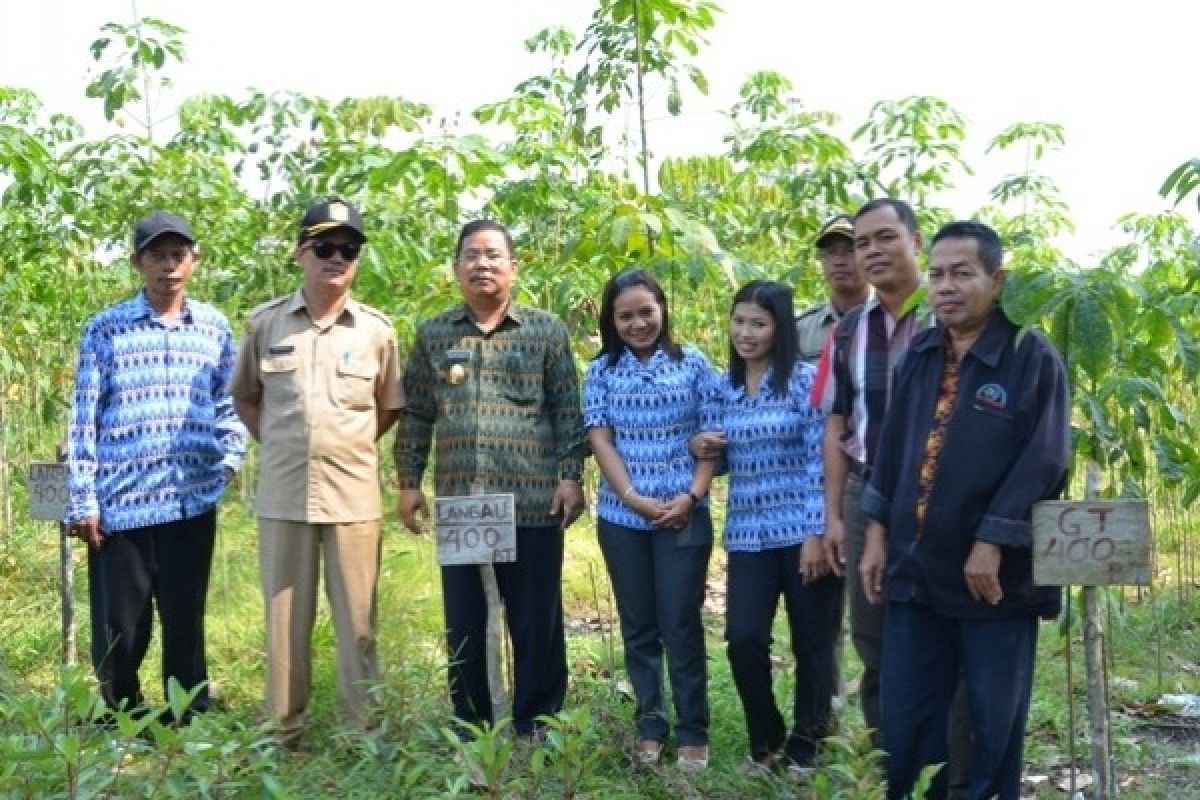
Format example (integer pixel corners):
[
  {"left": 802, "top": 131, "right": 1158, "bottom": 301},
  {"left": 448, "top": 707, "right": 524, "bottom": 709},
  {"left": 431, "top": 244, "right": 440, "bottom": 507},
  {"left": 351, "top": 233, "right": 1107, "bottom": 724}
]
[
  {"left": 501, "top": 351, "right": 542, "bottom": 407},
  {"left": 336, "top": 358, "right": 377, "bottom": 410},
  {"left": 260, "top": 355, "right": 301, "bottom": 411},
  {"left": 965, "top": 404, "right": 1019, "bottom": 451}
]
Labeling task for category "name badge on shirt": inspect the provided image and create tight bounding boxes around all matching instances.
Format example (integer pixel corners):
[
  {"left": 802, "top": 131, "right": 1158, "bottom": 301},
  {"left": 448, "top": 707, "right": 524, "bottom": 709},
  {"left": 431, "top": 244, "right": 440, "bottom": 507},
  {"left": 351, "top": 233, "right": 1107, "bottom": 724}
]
[
  {"left": 445, "top": 348, "right": 472, "bottom": 365},
  {"left": 268, "top": 344, "right": 295, "bottom": 355}
]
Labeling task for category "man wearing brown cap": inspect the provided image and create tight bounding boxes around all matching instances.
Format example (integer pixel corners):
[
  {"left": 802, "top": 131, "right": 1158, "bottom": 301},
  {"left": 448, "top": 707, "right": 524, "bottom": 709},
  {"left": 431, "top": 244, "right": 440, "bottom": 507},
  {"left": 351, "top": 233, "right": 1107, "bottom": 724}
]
[
  {"left": 67, "top": 211, "right": 246, "bottom": 722},
  {"left": 793, "top": 214, "right": 869, "bottom": 719},
  {"left": 796, "top": 214, "right": 870, "bottom": 364},
  {"left": 231, "top": 199, "right": 403, "bottom": 744}
]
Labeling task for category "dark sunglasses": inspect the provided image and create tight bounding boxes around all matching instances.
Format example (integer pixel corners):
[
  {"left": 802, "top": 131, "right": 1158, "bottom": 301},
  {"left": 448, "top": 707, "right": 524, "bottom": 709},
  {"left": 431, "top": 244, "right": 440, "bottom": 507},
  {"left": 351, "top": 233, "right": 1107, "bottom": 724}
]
[{"left": 309, "top": 241, "right": 362, "bottom": 260}]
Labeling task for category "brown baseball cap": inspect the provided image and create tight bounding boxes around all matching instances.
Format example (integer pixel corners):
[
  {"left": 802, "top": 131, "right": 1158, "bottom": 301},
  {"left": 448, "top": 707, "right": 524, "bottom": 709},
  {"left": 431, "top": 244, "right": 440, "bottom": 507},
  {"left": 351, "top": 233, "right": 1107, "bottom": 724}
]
[{"left": 815, "top": 214, "right": 854, "bottom": 248}]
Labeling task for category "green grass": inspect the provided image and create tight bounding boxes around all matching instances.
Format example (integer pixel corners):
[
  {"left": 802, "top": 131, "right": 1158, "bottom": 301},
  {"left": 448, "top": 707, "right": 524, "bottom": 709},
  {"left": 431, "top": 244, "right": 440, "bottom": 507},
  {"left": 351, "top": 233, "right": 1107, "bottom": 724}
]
[{"left": 1, "top": 488, "right": 1198, "bottom": 798}]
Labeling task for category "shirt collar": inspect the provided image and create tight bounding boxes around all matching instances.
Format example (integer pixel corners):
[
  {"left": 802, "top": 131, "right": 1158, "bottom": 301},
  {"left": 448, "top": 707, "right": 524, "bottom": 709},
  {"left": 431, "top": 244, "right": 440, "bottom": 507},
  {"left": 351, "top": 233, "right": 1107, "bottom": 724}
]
[
  {"left": 132, "top": 290, "right": 193, "bottom": 323},
  {"left": 450, "top": 302, "right": 524, "bottom": 327},
  {"left": 815, "top": 301, "right": 838, "bottom": 327},
  {"left": 729, "top": 365, "right": 775, "bottom": 400},
  {"left": 916, "top": 308, "right": 1012, "bottom": 367},
  {"left": 968, "top": 308, "right": 1013, "bottom": 367},
  {"left": 616, "top": 345, "right": 668, "bottom": 371},
  {"left": 863, "top": 284, "right": 927, "bottom": 321},
  {"left": 287, "top": 288, "right": 360, "bottom": 323},
  {"left": 826, "top": 290, "right": 873, "bottom": 322}
]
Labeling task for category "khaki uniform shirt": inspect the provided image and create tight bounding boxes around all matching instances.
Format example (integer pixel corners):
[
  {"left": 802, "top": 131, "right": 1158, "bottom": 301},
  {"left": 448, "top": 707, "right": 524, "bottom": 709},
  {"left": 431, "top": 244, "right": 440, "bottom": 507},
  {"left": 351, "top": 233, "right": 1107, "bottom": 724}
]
[
  {"left": 796, "top": 300, "right": 841, "bottom": 365},
  {"left": 230, "top": 290, "right": 403, "bottom": 523}
]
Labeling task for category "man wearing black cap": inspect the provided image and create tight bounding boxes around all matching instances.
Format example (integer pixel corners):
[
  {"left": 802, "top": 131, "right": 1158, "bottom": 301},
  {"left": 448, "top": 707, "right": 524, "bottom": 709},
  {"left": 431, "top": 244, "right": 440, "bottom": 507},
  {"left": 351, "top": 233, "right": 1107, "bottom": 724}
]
[
  {"left": 230, "top": 199, "right": 403, "bottom": 744},
  {"left": 795, "top": 214, "right": 869, "bottom": 365},
  {"left": 67, "top": 211, "right": 246, "bottom": 721}
]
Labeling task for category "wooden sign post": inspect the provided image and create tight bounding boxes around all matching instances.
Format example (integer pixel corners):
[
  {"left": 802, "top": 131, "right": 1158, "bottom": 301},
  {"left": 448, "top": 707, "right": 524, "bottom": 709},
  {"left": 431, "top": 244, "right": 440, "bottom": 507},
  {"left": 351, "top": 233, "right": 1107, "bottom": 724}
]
[
  {"left": 434, "top": 493, "right": 517, "bottom": 721},
  {"left": 1034, "top": 468, "right": 1151, "bottom": 800},
  {"left": 28, "top": 459, "right": 75, "bottom": 666}
]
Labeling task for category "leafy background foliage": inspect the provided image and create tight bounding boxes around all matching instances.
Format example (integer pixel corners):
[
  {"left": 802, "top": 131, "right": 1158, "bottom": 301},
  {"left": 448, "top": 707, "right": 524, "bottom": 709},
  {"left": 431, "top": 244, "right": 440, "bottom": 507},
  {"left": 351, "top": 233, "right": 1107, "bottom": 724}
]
[{"left": 0, "top": 2, "right": 1197, "bottom": 796}]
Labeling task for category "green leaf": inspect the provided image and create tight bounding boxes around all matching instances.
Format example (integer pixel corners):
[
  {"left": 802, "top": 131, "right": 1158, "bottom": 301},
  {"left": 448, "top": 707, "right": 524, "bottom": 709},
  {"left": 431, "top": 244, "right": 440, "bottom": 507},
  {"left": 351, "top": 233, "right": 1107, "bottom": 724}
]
[{"left": 1067, "top": 291, "right": 1114, "bottom": 382}]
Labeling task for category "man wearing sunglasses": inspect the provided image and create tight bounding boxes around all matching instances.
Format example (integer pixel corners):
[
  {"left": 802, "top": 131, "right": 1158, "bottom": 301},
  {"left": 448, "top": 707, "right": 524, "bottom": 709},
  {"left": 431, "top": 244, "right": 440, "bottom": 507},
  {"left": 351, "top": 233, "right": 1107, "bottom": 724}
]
[{"left": 230, "top": 199, "right": 403, "bottom": 746}]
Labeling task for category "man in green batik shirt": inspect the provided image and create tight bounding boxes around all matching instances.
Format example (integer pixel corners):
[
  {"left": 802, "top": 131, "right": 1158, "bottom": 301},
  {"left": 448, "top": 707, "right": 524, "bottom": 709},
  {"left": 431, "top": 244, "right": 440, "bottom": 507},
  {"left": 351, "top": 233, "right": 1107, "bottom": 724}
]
[{"left": 394, "top": 219, "right": 586, "bottom": 738}]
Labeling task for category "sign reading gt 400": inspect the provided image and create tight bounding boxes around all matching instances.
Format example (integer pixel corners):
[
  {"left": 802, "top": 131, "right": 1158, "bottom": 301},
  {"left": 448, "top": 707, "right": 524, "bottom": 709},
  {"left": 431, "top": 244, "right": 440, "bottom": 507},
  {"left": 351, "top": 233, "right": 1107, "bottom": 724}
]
[
  {"left": 1032, "top": 500, "right": 1151, "bottom": 586},
  {"left": 435, "top": 493, "right": 517, "bottom": 566}
]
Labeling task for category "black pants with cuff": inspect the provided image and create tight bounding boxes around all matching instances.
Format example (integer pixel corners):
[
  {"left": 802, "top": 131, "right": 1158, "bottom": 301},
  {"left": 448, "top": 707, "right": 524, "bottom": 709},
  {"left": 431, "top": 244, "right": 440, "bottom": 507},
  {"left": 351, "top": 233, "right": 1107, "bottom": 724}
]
[
  {"left": 726, "top": 542, "right": 843, "bottom": 766},
  {"left": 88, "top": 509, "right": 217, "bottom": 717},
  {"left": 441, "top": 525, "right": 567, "bottom": 736}
]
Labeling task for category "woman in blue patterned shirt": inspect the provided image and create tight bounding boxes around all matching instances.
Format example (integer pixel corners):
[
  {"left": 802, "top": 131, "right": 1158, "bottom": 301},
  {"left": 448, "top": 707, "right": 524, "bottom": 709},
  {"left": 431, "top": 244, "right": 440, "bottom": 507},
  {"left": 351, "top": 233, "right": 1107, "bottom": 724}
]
[
  {"left": 698, "top": 279, "right": 841, "bottom": 773},
  {"left": 584, "top": 268, "right": 717, "bottom": 771}
]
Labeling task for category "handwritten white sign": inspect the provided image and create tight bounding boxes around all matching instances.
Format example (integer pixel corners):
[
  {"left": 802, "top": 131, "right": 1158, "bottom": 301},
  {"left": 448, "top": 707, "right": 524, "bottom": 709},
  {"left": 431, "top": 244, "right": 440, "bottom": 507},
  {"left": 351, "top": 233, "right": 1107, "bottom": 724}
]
[
  {"left": 435, "top": 493, "right": 517, "bottom": 566},
  {"left": 29, "top": 462, "right": 69, "bottom": 522},
  {"left": 1033, "top": 499, "right": 1151, "bottom": 586}
]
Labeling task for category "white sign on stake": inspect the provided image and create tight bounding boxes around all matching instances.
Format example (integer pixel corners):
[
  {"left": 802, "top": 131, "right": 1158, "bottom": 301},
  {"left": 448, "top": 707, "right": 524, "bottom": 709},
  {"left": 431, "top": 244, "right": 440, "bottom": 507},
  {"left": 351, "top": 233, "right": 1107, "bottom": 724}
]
[
  {"left": 434, "top": 493, "right": 517, "bottom": 566},
  {"left": 29, "top": 462, "right": 69, "bottom": 522}
]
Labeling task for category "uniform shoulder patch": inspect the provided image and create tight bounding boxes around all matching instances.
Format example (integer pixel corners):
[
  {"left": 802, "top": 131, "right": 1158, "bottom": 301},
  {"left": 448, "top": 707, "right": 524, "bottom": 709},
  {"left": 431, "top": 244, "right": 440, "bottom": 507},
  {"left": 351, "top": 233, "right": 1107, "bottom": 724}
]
[{"left": 248, "top": 295, "right": 289, "bottom": 320}]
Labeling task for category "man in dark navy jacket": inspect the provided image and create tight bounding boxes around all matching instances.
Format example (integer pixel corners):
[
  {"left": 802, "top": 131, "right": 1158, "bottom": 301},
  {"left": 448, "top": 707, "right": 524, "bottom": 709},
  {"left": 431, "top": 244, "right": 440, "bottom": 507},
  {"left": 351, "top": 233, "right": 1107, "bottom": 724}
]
[{"left": 859, "top": 220, "right": 1070, "bottom": 800}]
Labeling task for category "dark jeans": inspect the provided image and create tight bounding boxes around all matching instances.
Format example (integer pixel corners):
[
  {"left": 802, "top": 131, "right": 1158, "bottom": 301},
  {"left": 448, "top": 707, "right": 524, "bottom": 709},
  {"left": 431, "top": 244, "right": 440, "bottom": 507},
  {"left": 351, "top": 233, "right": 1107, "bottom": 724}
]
[
  {"left": 87, "top": 509, "right": 217, "bottom": 716},
  {"left": 847, "top": 474, "right": 969, "bottom": 794},
  {"left": 882, "top": 602, "right": 1038, "bottom": 800},
  {"left": 726, "top": 543, "right": 842, "bottom": 765},
  {"left": 597, "top": 510, "right": 713, "bottom": 746},
  {"left": 442, "top": 525, "right": 567, "bottom": 735}
]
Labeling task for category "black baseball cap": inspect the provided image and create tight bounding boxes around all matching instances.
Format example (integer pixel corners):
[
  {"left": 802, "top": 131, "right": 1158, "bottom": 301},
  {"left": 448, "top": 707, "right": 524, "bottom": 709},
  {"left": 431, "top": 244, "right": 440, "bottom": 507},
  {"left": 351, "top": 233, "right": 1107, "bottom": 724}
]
[
  {"left": 815, "top": 214, "right": 855, "bottom": 248},
  {"left": 298, "top": 199, "right": 367, "bottom": 243},
  {"left": 134, "top": 211, "right": 196, "bottom": 254}
]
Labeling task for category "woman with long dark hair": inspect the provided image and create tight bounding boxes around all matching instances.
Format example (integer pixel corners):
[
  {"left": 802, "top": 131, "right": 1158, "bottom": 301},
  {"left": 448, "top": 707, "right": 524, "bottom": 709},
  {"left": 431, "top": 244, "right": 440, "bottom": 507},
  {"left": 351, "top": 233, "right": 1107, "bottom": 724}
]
[
  {"left": 698, "top": 279, "right": 840, "bottom": 773},
  {"left": 584, "top": 267, "right": 717, "bottom": 771}
]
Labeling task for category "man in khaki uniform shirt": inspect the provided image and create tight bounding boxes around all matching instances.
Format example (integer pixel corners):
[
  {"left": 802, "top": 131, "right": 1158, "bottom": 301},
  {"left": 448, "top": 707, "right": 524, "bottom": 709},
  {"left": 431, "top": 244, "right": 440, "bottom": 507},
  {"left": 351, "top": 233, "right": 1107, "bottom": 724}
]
[
  {"left": 231, "top": 199, "right": 402, "bottom": 743},
  {"left": 795, "top": 214, "right": 869, "bottom": 364},
  {"left": 794, "top": 213, "right": 869, "bottom": 720}
]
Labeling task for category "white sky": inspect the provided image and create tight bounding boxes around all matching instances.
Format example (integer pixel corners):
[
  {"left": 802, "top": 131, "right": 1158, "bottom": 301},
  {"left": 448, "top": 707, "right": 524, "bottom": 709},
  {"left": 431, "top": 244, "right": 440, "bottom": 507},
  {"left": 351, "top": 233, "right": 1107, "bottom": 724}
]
[{"left": 5, "top": 0, "right": 1198, "bottom": 262}]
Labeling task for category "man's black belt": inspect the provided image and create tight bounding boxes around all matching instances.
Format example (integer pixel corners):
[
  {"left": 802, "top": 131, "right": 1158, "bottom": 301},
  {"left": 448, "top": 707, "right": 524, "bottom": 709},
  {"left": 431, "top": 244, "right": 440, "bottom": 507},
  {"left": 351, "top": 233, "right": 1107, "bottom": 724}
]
[{"left": 849, "top": 460, "right": 871, "bottom": 482}]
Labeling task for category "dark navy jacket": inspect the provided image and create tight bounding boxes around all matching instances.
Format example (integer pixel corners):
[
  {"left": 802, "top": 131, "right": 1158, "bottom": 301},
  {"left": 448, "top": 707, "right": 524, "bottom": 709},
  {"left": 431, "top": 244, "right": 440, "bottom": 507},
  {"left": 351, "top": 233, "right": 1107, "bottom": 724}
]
[{"left": 861, "top": 309, "right": 1070, "bottom": 620}]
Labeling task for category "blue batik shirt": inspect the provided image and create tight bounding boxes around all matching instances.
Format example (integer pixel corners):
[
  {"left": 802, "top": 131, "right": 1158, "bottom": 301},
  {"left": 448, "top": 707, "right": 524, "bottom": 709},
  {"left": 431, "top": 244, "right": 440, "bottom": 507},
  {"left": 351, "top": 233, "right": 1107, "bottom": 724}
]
[
  {"left": 66, "top": 291, "right": 247, "bottom": 532},
  {"left": 703, "top": 363, "right": 825, "bottom": 552},
  {"left": 583, "top": 345, "right": 716, "bottom": 530}
]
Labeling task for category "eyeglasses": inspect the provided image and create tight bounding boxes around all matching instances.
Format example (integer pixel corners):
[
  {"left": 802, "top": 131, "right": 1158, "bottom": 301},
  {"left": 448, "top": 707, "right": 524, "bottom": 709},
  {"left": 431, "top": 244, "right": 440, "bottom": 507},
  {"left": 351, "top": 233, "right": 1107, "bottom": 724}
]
[
  {"left": 457, "top": 250, "right": 511, "bottom": 266},
  {"left": 309, "top": 241, "right": 362, "bottom": 261}
]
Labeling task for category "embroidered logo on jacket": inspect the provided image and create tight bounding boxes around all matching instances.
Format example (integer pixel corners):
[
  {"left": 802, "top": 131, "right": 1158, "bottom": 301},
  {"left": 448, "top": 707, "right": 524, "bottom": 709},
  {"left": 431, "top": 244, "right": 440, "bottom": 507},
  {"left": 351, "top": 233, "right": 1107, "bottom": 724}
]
[{"left": 974, "top": 383, "right": 1007, "bottom": 411}]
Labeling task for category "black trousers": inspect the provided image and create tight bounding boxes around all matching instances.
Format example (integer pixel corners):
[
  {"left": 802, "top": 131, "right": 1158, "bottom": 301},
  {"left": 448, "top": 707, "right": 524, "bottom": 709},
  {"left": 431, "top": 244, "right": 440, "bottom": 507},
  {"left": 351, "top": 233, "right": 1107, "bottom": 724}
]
[
  {"left": 88, "top": 509, "right": 217, "bottom": 715},
  {"left": 726, "top": 543, "right": 843, "bottom": 765},
  {"left": 441, "top": 525, "right": 567, "bottom": 735},
  {"left": 597, "top": 510, "right": 713, "bottom": 746}
]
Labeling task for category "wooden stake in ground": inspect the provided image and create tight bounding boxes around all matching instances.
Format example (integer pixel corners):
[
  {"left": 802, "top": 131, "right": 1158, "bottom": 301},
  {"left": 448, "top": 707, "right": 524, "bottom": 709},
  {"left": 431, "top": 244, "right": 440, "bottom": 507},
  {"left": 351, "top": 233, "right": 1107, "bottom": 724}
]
[
  {"left": 1033, "top": 463, "right": 1154, "bottom": 800},
  {"left": 1081, "top": 465, "right": 1115, "bottom": 799},
  {"left": 480, "top": 564, "right": 509, "bottom": 723},
  {"left": 30, "top": 453, "right": 75, "bottom": 666}
]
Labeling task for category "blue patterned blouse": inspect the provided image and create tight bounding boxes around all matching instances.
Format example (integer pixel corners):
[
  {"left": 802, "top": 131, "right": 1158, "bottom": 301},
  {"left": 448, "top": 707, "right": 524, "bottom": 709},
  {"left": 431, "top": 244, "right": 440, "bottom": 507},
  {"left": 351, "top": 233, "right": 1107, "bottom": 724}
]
[
  {"left": 67, "top": 291, "right": 247, "bottom": 532},
  {"left": 583, "top": 345, "right": 716, "bottom": 530},
  {"left": 703, "top": 362, "right": 825, "bottom": 552}
]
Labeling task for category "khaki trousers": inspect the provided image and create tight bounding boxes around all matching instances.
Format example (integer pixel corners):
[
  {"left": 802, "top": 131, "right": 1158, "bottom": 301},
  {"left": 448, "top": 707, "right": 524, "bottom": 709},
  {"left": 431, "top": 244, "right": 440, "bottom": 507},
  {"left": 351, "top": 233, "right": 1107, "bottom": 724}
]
[{"left": 258, "top": 518, "right": 381, "bottom": 739}]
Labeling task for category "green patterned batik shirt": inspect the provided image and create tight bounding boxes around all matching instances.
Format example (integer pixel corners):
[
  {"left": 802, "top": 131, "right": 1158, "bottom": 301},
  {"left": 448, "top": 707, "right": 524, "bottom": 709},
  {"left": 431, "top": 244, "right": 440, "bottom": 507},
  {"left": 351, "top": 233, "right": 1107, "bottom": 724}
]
[{"left": 394, "top": 303, "right": 586, "bottom": 527}]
